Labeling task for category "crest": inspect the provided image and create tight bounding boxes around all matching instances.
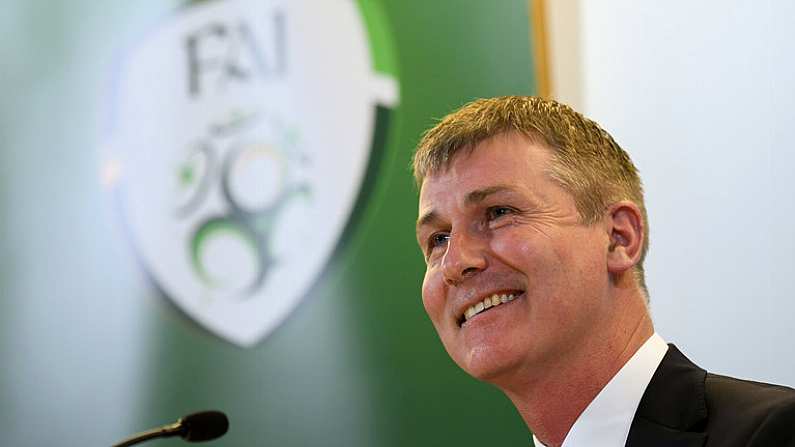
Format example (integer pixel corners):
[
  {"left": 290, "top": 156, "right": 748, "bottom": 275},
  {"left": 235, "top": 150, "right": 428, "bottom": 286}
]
[{"left": 105, "top": 0, "right": 398, "bottom": 346}]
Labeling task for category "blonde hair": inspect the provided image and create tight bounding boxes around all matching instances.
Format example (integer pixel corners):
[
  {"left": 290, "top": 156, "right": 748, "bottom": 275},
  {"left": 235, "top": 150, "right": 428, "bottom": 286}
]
[{"left": 412, "top": 96, "right": 649, "bottom": 296}]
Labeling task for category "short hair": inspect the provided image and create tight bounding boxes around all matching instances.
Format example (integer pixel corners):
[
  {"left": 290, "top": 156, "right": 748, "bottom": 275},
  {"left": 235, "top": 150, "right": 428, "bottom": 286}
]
[{"left": 412, "top": 96, "right": 650, "bottom": 297}]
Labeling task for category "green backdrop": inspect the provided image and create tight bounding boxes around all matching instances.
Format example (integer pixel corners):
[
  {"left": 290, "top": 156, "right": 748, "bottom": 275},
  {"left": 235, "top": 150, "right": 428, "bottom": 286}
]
[{"left": 0, "top": 1, "right": 539, "bottom": 445}]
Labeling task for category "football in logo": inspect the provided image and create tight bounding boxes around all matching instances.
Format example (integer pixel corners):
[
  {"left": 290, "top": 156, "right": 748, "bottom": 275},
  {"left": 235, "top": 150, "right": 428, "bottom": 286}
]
[{"left": 105, "top": 0, "right": 398, "bottom": 346}]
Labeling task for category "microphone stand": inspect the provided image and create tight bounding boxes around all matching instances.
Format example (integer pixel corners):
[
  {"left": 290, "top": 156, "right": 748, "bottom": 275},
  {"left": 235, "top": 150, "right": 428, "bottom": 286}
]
[{"left": 112, "top": 421, "right": 182, "bottom": 447}]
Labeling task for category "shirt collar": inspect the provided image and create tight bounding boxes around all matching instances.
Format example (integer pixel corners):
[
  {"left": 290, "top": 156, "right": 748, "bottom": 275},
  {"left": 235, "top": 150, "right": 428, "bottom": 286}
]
[{"left": 533, "top": 333, "right": 668, "bottom": 447}]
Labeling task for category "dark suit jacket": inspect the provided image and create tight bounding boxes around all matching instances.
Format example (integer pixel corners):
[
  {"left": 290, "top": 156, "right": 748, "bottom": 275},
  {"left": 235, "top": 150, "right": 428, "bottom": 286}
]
[{"left": 625, "top": 344, "right": 795, "bottom": 446}]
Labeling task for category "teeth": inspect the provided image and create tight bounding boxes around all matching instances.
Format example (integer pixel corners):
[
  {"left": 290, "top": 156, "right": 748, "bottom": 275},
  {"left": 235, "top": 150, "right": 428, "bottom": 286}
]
[{"left": 463, "top": 293, "right": 518, "bottom": 322}]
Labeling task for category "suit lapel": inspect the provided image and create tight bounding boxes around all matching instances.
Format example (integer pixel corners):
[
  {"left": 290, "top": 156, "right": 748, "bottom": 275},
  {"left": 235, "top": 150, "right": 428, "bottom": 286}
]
[
  {"left": 625, "top": 345, "right": 709, "bottom": 447},
  {"left": 627, "top": 417, "right": 706, "bottom": 447}
]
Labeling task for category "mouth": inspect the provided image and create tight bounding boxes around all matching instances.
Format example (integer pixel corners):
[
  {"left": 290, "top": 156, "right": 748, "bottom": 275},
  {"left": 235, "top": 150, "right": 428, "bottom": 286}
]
[{"left": 457, "top": 290, "right": 524, "bottom": 327}]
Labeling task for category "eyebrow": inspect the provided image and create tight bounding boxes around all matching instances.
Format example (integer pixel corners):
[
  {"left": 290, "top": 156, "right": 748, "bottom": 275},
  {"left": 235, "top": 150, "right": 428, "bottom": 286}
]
[
  {"left": 416, "top": 210, "right": 441, "bottom": 232},
  {"left": 464, "top": 184, "right": 517, "bottom": 205},
  {"left": 416, "top": 184, "right": 518, "bottom": 231}
]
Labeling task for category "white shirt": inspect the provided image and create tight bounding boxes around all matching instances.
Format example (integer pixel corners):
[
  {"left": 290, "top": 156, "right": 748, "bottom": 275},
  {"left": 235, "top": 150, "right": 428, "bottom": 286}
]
[{"left": 532, "top": 333, "right": 669, "bottom": 447}]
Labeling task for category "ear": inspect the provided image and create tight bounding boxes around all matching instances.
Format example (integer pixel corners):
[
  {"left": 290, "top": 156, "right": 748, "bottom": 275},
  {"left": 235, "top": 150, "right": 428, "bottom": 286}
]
[{"left": 605, "top": 201, "right": 644, "bottom": 275}]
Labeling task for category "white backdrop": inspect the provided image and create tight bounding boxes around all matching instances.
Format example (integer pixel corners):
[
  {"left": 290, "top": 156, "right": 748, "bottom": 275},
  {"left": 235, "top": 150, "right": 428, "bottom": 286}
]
[{"left": 578, "top": 1, "right": 795, "bottom": 385}]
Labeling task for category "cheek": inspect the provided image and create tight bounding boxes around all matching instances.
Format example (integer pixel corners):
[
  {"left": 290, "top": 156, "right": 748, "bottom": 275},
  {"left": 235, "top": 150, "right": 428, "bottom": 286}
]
[
  {"left": 563, "top": 229, "right": 609, "bottom": 278},
  {"left": 421, "top": 269, "right": 445, "bottom": 323},
  {"left": 490, "top": 231, "right": 549, "bottom": 275},
  {"left": 490, "top": 229, "right": 573, "bottom": 291}
]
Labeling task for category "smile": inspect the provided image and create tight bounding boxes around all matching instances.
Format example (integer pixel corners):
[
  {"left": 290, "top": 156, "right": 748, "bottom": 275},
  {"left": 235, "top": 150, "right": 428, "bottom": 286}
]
[{"left": 459, "top": 291, "right": 523, "bottom": 326}]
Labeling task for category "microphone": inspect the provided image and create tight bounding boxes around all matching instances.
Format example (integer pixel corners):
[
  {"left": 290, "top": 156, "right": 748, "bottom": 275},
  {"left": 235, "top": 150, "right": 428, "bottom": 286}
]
[{"left": 111, "top": 410, "right": 229, "bottom": 447}]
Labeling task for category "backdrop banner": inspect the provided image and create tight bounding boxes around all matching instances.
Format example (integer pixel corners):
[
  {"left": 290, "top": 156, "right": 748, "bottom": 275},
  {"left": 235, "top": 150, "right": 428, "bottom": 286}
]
[{"left": 0, "top": 1, "right": 539, "bottom": 445}]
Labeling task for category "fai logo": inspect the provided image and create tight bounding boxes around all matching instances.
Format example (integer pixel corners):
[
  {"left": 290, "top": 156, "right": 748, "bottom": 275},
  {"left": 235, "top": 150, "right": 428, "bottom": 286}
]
[{"left": 104, "top": 0, "right": 398, "bottom": 346}]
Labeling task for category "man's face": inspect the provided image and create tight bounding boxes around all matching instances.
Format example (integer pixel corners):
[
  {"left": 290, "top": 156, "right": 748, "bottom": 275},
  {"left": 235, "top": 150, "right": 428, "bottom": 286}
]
[{"left": 416, "top": 132, "right": 614, "bottom": 384}]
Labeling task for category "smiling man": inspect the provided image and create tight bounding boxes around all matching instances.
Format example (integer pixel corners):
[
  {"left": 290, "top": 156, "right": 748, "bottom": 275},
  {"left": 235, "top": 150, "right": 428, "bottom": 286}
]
[{"left": 412, "top": 96, "right": 795, "bottom": 447}]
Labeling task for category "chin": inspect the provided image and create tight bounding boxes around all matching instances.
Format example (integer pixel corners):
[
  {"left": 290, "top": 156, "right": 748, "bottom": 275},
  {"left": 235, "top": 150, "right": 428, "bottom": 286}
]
[{"left": 459, "top": 346, "right": 526, "bottom": 384}]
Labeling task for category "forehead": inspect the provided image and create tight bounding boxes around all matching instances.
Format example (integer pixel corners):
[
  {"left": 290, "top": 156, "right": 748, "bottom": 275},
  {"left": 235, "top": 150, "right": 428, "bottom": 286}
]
[{"left": 418, "top": 132, "right": 554, "bottom": 212}]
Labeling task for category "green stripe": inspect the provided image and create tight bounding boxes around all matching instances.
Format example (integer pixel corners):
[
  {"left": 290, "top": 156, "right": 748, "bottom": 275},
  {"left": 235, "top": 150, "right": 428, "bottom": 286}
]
[{"left": 355, "top": 0, "right": 399, "bottom": 77}]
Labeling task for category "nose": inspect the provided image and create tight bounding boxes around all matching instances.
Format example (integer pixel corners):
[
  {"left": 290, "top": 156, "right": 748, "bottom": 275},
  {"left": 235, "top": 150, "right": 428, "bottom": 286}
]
[{"left": 441, "top": 231, "right": 487, "bottom": 286}]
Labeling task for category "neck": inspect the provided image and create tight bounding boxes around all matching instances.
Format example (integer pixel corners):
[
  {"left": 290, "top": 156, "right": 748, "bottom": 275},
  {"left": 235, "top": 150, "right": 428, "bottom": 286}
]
[{"left": 500, "top": 292, "right": 654, "bottom": 447}]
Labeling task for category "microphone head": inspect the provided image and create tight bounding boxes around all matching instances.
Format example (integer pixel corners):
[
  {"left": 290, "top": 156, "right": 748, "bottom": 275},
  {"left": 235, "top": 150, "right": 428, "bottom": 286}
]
[{"left": 179, "top": 410, "right": 229, "bottom": 442}]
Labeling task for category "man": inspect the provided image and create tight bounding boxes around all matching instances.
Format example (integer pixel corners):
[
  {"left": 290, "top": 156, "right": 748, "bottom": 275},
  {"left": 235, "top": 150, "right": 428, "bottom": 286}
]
[{"left": 412, "top": 96, "right": 795, "bottom": 446}]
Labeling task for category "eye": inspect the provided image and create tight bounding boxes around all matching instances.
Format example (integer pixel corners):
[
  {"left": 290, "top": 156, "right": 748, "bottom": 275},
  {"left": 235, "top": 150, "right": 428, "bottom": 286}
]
[
  {"left": 425, "top": 232, "right": 450, "bottom": 259},
  {"left": 487, "top": 206, "right": 515, "bottom": 220},
  {"left": 429, "top": 232, "right": 450, "bottom": 248}
]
